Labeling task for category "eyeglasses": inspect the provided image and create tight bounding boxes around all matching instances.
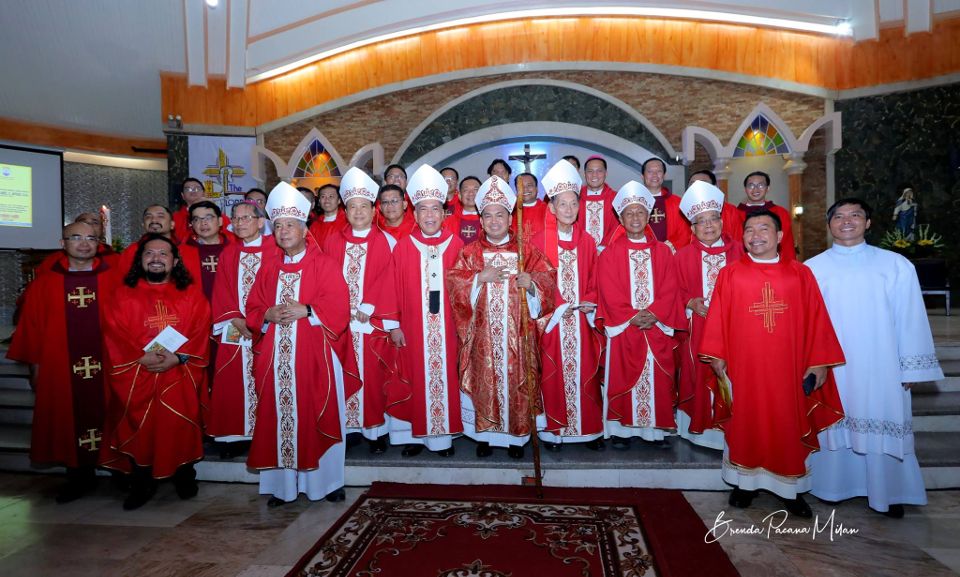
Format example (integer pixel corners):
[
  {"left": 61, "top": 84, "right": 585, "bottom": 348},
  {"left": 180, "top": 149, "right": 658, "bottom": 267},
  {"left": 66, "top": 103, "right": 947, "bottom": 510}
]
[
  {"left": 380, "top": 199, "right": 403, "bottom": 206},
  {"left": 191, "top": 215, "right": 217, "bottom": 223},
  {"left": 745, "top": 183, "right": 768, "bottom": 190},
  {"left": 63, "top": 235, "right": 98, "bottom": 242},
  {"left": 692, "top": 216, "right": 722, "bottom": 226},
  {"left": 233, "top": 214, "right": 260, "bottom": 224},
  {"left": 183, "top": 187, "right": 204, "bottom": 193}
]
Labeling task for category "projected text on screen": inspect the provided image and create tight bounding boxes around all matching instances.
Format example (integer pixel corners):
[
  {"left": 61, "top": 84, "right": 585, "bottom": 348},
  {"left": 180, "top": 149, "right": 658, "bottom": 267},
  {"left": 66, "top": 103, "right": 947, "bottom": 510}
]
[{"left": 0, "top": 164, "right": 32, "bottom": 227}]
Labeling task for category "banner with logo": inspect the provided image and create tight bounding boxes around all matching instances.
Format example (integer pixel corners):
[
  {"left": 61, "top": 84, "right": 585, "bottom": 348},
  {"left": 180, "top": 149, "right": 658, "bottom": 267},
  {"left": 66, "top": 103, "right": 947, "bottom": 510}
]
[{"left": 187, "top": 135, "right": 258, "bottom": 214}]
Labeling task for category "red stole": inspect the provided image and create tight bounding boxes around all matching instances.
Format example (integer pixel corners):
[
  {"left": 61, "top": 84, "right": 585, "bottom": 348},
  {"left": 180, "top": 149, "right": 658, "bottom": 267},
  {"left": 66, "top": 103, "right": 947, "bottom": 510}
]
[
  {"left": 675, "top": 235, "right": 744, "bottom": 433},
  {"left": 186, "top": 234, "right": 231, "bottom": 300},
  {"left": 99, "top": 280, "right": 210, "bottom": 477},
  {"left": 698, "top": 257, "right": 844, "bottom": 477},
  {"left": 446, "top": 206, "right": 482, "bottom": 245},
  {"left": 8, "top": 257, "right": 116, "bottom": 467},
  {"left": 447, "top": 234, "right": 557, "bottom": 435},
  {"left": 578, "top": 183, "right": 618, "bottom": 248},
  {"left": 596, "top": 233, "right": 684, "bottom": 429},
  {"left": 376, "top": 209, "right": 416, "bottom": 241},
  {"left": 651, "top": 189, "right": 691, "bottom": 250},
  {"left": 245, "top": 242, "right": 359, "bottom": 469},
  {"left": 387, "top": 229, "right": 465, "bottom": 436}
]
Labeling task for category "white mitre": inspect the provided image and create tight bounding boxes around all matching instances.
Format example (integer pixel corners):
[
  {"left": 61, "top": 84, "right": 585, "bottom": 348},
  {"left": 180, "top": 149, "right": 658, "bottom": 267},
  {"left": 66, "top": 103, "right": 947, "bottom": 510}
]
[
  {"left": 339, "top": 166, "right": 379, "bottom": 204},
  {"left": 612, "top": 180, "right": 655, "bottom": 215},
  {"left": 679, "top": 180, "right": 725, "bottom": 221},
  {"left": 406, "top": 164, "right": 447, "bottom": 206},
  {"left": 266, "top": 181, "right": 312, "bottom": 222},
  {"left": 542, "top": 160, "right": 582, "bottom": 199},
  {"left": 475, "top": 175, "right": 517, "bottom": 214}
]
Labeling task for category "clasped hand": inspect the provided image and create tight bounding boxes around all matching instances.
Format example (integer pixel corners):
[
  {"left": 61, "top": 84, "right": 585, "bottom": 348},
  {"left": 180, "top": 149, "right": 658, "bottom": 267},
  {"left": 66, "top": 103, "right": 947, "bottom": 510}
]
[
  {"left": 265, "top": 299, "right": 309, "bottom": 325},
  {"left": 478, "top": 266, "right": 533, "bottom": 291},
  {"left": 139, "top": 349, "right": 179, "bottom": 373}
]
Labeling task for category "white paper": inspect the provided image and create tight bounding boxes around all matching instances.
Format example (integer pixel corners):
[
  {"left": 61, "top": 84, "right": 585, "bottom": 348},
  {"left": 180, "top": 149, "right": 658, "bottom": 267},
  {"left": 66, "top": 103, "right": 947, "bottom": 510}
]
[{"left": 143, "top": 326, "right": 188, "bottom": 354}]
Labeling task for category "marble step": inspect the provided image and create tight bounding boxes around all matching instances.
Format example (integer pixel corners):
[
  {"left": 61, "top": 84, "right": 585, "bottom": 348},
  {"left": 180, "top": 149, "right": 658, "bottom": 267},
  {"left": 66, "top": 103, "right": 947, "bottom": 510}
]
[{"left": 913, "top": 391, "right": 960, "bottom": 432}]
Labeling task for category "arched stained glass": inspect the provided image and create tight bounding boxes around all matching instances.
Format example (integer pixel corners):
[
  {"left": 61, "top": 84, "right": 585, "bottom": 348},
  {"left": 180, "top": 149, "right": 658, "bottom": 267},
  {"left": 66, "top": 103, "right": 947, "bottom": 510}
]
[
  {"left": 293, "top": 139, "right": 341, "bottom": 178},
  {"left": 733, "top": 114, "right": 791, "bottom": 157}
]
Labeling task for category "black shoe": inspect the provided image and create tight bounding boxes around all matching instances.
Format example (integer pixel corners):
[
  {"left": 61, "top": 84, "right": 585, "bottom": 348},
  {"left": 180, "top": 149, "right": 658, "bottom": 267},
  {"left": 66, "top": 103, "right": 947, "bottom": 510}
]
[
  {"left": 783, "top": 495, "right": 812, "bottom": 518},
  {"left": 437, "top": 447, "right": 455, "bottom": 458},
  {"left": 55, "top": 483, "right": 86, "bottom": 504},
  {"left": 728, "top": 488, "right": 757, "bottom": 508},
  {"left": 267, "top": 496, "right": 289, "bottom": 508},
  {"left": 881, "top": 504, "right": 905, "bottom": 519},
  {"left": 611, "top": 436, "right": 631, "bottom": 450},
  {"left": 368, "top": 437, "right": 387, "bottom": 454},
  {"left": 401, "top": 445, "right": 424, "bottom": 457},
  {"left": 122, "top": 483, "right": 157, "bottom": 511},
  {"left": 173, "top": 464, "right": 199, "bottom": 500},
  {"left": 325, "top": 488, "right": 346, "bottom": 502},
  {"left": 476, "top": 442, "right": 493, "bottom": 458},
  {"left": 542, "top": 441, "right": 562, "bottom": 452},
  {"left": 508, "top": 445, "right": 524, "bottom": 459},
  {"left": 585, "top": 439, "right": 606, "bottom": 452}
]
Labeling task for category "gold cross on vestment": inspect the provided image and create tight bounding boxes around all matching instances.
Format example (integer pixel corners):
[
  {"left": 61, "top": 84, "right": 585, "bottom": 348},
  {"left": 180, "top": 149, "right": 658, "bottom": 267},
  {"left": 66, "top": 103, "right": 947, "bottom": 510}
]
[
  {"left": 462, "top": 225, "right": 477, "bottom": 237},
  {"left": 649, "top": 207, "right": 666, "bottom": 224},
  {"left": 201, "top": 255, "right": 219, "bottom": 273},
  {"left": 78, "top": 428, "right": 101, "bottom": 452},
  {"left": 748, "top": 282, "right": 788, "bottom": 333},
  {"left": 72, "top": 356, "right": 101, "bottom": 380},
  {"left": 145, "top": 301, "right": 179, "bottom": 331},
  {"left": 67, "top": 287, "right": 96, "bottom": 308}
]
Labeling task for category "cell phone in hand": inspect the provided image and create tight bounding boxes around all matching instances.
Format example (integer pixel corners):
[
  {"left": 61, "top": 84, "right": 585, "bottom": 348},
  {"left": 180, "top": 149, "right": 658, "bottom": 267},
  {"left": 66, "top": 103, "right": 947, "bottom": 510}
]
[{"left": 802, "top": 373, "right": 817, "bottom": 396}]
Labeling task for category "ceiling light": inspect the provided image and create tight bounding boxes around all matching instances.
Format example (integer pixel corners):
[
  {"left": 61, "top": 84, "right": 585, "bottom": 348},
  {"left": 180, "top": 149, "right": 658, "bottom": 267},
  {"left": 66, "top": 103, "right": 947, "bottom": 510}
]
[{"left": 248, "top": 7, "right": 854, "bottom": 83}]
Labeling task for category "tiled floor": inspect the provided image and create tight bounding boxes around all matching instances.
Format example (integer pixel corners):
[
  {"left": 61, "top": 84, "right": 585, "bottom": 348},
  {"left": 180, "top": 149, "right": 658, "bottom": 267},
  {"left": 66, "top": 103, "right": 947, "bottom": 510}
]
[{"left": 0, "top": 472, "right": 956, "bottom": 577}]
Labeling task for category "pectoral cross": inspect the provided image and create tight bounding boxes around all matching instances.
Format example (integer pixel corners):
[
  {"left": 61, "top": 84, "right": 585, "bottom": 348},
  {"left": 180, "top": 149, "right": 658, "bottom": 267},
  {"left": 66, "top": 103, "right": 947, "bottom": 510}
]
[
  {"left": 78, "top": 428, "right": 101, "bottom": 452},
  {"left": 72, "top": 356, "right": 101, "bottom": 379},
  {"left": 649, "top": 207, "right": 666, "bottom": 224},
  {"left": 145, "top": 300, "right": 179, "bottom": 330},
  {"left": 748, "top": 282, "right": 788, "bottom": 333},
  {"left": 67, "top": 287, "right": 96, "bottom": 308},
  {"left": 508, "top": 144, "right": 547, "bottom": 173},
  {"left": 202, "top": 255, "right": 219, "bottom": 273}
]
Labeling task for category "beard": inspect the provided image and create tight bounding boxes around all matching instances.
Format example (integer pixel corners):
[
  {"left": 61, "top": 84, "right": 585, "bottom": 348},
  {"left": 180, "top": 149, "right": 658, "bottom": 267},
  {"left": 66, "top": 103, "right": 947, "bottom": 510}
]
[{"left": 145, "top": 270, "right": 168, "bottom": 283}]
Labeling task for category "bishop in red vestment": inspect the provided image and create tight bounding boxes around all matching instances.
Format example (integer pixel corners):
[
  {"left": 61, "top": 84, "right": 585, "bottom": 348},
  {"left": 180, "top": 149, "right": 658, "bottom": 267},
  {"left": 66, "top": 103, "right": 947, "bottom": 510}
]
[
  {"left": 325, "top": 168, "right": 400, "bottom": 453},
  {"left": 579, "top": 156, "right": 619, "bottom": 249},
  {"left": 597, "top": 181, "right": 685, "bottom": 447},
  {"left": 675, "top": 181, "right": 745, "bottom": 450},
  {"left": 8, "top": 223, "right": 118, "bottom": 502},
  {"left": 387, "top": 165, "right": 465, "bottom": 456},
  {"left": 447, "top": 176, "right": 557, "bottom": 459},
  {"left": 699, "top": 209, "right": 843, "bottom": 517},
  {"left": 100, "top": 234, "right": 210, "bottom": 510},
  {"left": 246, "top": 182, "right": 358, "bottom": 505},
  {"left": 736, "top": 171, "right": 796, "bottom": 260},
  {"left": 532, "top": 160, "right": 603, "bottom": 450},
  {"left": 687, "top": 170, "right": 743, "bottom": 242},
  {"left": 208, "top": 201, "right": 276, "bottom": 451},
  {"left": 642, "top": 157, "right": 690, "bottom": 250}
]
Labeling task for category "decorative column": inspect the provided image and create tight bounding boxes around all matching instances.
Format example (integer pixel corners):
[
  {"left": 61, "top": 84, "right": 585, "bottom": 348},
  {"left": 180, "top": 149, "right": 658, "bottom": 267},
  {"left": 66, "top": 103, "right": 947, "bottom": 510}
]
[
  {"left": 783, "top": 153, "right": 807, "bottom": 260},
  {"left": 713, "top": 157, "right": 733, "bottom": 198}
]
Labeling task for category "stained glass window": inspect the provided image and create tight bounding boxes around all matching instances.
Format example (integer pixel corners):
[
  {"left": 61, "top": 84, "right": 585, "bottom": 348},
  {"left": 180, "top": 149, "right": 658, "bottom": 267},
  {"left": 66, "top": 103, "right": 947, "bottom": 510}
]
[
  {"left": 293, "top": 139, "right": 340, "bottom": 178},
  {"left": 733, "top": 114, "right": 791, "bottom": 157}
]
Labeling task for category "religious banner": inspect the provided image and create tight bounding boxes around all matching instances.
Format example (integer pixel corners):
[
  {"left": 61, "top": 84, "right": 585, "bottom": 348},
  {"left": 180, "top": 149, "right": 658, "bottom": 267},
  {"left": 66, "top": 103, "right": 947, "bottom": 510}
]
[{"left": 188, "top": 135, "right": 258, "bottom": 214}]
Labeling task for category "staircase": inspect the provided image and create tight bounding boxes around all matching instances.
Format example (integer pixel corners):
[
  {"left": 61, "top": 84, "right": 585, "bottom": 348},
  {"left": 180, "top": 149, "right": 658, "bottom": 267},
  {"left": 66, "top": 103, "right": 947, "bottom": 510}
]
[{"left": 1, "top": 331, "right": 959, "bottom": 490}]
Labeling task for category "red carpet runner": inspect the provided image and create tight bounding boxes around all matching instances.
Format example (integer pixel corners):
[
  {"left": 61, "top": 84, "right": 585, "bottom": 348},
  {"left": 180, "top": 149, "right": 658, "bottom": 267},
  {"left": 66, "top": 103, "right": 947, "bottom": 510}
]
[{"left": 289, "top": 483, "right": 739, "bottom": 577}]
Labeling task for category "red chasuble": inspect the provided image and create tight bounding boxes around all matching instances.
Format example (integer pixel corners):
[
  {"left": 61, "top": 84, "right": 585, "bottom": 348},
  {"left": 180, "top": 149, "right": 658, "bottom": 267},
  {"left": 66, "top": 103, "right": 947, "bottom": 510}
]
[
  {"left": 387, "top": 229, "right": 465, "bottom": 437},
  {"left": 720, "top": 202, "right": 743, "bottom": 243},
  {"left": 208, "top": 235, "right": 278, "bottom": 438},
  {"left": 172, "top": 206, "right": 231, "bottom": 245},
  {"left": 445, "top": 193, "right": 461, "bottom": 217},
  {"left": 323, "top": 227, "right": 400, "bottom": 432},
  {"left": 185, "top": 234, "right": 232, "bottom": 300},
  {"left": 118, "top": 237, "right": 204, "bottom": 287},
  {"left": 530, "top": 228, "right": 603, "bottom": 436},
  {"left": 578, "top": 183, "right": 618, "bottom": 248},
  {"left": 649, "top": 189, "right": 691, "bottom": 250},
  {"left": 698, "top": 258, "right": 844, "bottom": 478},
  {"left": 245, "top": 243, "right": 360, "bottom": 470},
  {"left": 597, "top": 232, "right": 685, "bottom": 431},
  {"left": 447, "top": 234, "right": 557, "bottom": 436},
  {"left": 375, "top": 209, "right": 417, "bottom": 241},
  {"left": 511, "top": 200, "right": 548, "bottom": 243},
  {"left": 445, "top": 206, "right": 482, "bottom": 245},
  {"left": 8, "top": 256, "right": 117, "bottom": 468},
  {"left": 309, "top": 210, "right": 347, "bottom": 248},
  {"left": 675, "top": 235, "right": 744, "bottom": 435},
  {"left": 737, "top": 202, "right": 796, "bottom": 261},
  {"left": 100, "top": 280, "right": 210, "bottom": 478}
]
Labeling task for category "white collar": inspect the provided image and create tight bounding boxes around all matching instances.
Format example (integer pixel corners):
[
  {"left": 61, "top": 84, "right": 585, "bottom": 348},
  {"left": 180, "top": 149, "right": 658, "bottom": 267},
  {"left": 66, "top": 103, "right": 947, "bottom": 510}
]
[
  {"left": 243, "top": 235, "right": 263, "bottom": 247},
  {"left": 489, "top": 235, "right": 509, "bottom": 246},
  {"left": 558, "top": 228, "right": 573, "bottom": 242},
  {"left": 284, "top": 248, "right": 307, "bottom": 264},
  {"left": 352, "top": 228, "right": 370, "bottom": 238},
  {"left": 748, "top": 253, "right": 780, "bottom": 263}
]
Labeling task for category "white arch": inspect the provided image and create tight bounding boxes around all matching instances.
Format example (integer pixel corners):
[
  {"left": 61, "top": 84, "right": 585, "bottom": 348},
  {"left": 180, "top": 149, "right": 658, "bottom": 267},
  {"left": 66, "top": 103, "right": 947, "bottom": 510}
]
[
  {"left": 284, "top": 127, "right": 348, "bottom": 180},
  {"left": 406, "top": 121, "right": 685, "bottom": 187},
  {"left": 249, "top": 145, "right": 287, "bottom": 184},
  {"left": 349, "top": 141, "right": 385, "bottom": 174},
  {"left": 391, "top": 78, "right": 679, "bottom": 165},
  {"left": 722, "top": 102, "right": 801, "bottom": 158},
  {"left": 681, "top": 126, "right": 725, "bottom": 164},
  {"left": 798, "top": 112, "right": 843, "bottom": 154}
]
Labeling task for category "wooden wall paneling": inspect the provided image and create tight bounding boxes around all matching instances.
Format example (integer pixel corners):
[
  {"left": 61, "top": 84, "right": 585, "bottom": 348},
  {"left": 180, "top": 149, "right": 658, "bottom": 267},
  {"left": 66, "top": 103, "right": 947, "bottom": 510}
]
[
  {"left": 0, "top": 116, "right": 166, "bottom": 157},
  {"left": 662, "top": 19, "right": 686, "bottom": 67},
  {"left": 419, "top": 31, "right": 440, "bottom": 78},
  {"left": 877, "top": 28, "right": 910, "bottom": 85},
  {"left": 690, "top": 21, "right": 720, "bottom": 70}
]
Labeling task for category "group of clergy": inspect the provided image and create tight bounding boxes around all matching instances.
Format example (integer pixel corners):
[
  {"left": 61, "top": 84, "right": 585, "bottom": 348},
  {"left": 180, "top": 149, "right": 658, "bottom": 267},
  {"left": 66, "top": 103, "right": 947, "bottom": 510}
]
[{"left": 9, "top": 153, "right": 941, "bottom": 520}]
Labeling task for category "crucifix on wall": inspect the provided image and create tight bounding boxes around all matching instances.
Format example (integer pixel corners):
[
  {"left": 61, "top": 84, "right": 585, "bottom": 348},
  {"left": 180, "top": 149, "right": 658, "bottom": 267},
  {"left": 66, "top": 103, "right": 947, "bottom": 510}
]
[{"left": 508, "top": 144, "right": 546, "bottom": 173}]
